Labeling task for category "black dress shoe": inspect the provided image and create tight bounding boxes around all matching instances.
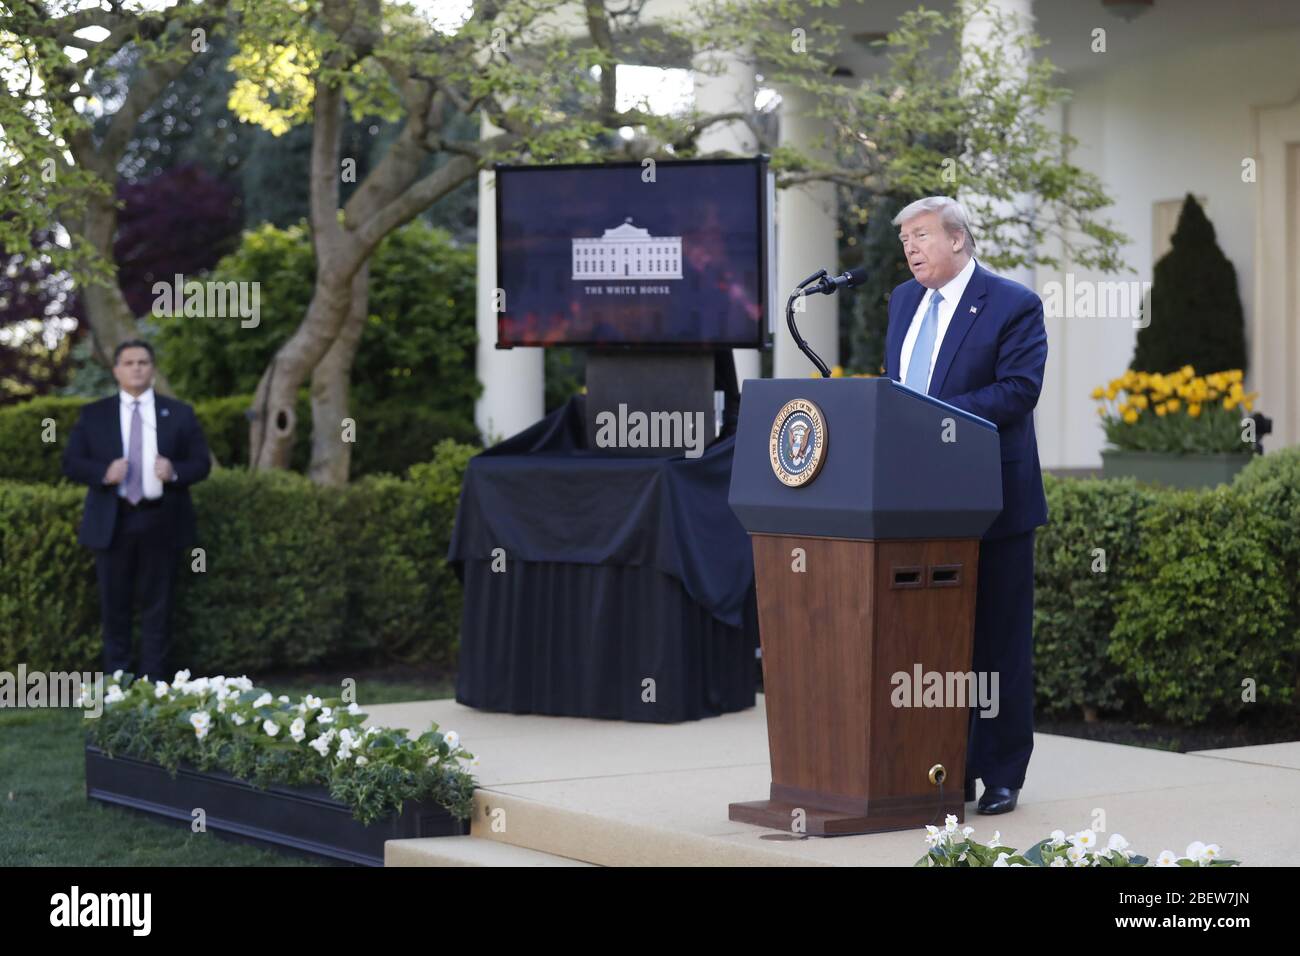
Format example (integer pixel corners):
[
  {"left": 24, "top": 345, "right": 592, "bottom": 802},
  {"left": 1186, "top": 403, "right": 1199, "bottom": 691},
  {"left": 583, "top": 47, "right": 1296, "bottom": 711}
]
[
  {"left": 964, "top": 779, "right": 976, "bottom": 802},
  {"left": 976, "top": 786, "right": 1019, "bottom": 815}
]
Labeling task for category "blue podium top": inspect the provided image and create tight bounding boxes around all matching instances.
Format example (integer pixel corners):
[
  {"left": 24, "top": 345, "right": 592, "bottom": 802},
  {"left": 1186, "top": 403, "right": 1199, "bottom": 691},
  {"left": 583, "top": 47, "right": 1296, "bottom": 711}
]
[{"left": 727, "top": 377, "right": 1003, "bottom": 540}]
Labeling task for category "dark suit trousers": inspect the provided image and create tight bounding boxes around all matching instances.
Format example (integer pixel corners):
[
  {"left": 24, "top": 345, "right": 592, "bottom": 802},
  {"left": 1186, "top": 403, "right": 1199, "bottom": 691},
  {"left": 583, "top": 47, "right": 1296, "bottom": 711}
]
[
  {"left": 94, "top": 501, "right": 182, "bottom": 681},
  {"left": 966, "top": 530, "right": 1036, "bottom": 790}
]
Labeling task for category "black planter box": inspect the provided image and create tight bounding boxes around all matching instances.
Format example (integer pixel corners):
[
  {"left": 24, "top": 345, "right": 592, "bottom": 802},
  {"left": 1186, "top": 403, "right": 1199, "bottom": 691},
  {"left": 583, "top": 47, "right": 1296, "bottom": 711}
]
[{"left": 85, "top": 744, "right": 468, "bottom": 866}]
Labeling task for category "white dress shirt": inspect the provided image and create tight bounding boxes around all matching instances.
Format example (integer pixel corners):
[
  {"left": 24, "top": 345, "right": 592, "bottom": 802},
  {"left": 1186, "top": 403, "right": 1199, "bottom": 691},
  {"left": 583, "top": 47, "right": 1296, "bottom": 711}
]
[
  {"left": 118, "top": 387, "right": 164, "bottom": 500},
  {"left": 898, "top": 255, "right": 978, "bottom": 393}
]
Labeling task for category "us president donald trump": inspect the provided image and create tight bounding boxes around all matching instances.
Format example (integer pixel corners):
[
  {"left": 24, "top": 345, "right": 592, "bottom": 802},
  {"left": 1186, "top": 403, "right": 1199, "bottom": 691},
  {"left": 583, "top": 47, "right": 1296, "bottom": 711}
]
[{"left": 883, "top": 196, "right": 1048, "bottom": 815}]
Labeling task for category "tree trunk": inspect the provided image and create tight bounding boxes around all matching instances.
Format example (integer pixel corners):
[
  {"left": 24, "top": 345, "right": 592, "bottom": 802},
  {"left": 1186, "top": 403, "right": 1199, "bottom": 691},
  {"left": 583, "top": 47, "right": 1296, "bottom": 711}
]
[
  {"left": 77, "top": 192, "right": 175, "bottom": 395},
  {"left": 308, "top": 260, "right": 371, "bottom": 485}
]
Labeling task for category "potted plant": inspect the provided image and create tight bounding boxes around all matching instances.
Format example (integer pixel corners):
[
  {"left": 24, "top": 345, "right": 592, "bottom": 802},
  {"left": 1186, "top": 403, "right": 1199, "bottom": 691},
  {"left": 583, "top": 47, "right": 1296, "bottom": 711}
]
[
  {"left": 1092, "top": 367, "right": 1260, "bottom": 488},
  {"left": 82, "top": 672, "right": 477, "bottom": 866}
]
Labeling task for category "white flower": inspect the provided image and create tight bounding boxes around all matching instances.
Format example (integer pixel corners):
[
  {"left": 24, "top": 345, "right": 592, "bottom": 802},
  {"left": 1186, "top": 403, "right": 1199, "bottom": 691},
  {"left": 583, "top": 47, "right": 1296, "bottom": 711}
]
[
  {"left": 290, "top": 718, "right": 306, "bottom": 742},
  {"left": 961, "top": 826, "right": 974, "bottom": 838},
  {"left": 262, "top": 719, "right": 280, "bottom": 737},
  {"left": 355, "top": 755, "right": 368, "bottom": 766},
  {"left": 924, "top": 825, "right": 942, "bottom": 848},
  {"left": 230, "top": 713, "right": 246, "bottom": 726},
  {"left": 1070, "top": 829, "right": 1097, "bottom": 850},
  {"left": 277, "top": 695, "right": 289, "bottom": 703},
  {"left": 1050, "top": 829, "right": 1066, "bottom": 847},
  {"left": 1107, "top": 833, "right": 1130, "bottom": 854},
  {"left": 296, "top": 702, "right": 308, "bottom": 714},
  {"left": 305, "top": 695, "right": 321, "bottom": 710},
  {"left": 154, "top": 681, "right": 170, "bottom": 699},
  {"left": 444, "top": 730, "right": 460, "bottom": 748},
  {"left": 988, "top": 830, "right": 1001, "bottom": 847},
  {"left": 1156, "top": 850, "right": 1180, "bottom": 867},
  {"left": 309, "top": 737, "right": 331, "bottom": 757},
  {"left": 105, "top": 684, "right": 125, "bottom": 704},
  {"left": 189, "top": 711, "right": 211, "bottom": 739},
  {"left": 1049, "top": 857, "right": 1067, "bottom": 867},
  {"left": 1072, "top": 857, "right": 1091, "bottom": 867},
  {"left": 944, "top": 813, "right": 958, "bottom": 833},
  {"left": 253, "top": 693, "right": 273, "bottom": 708},
  {"left": 346, "top": 702, "right": 361, "bottom": 715},
  {"left": 1067, "top": 844, "right": 1086, "bottom": 864},
  {"left": 173, "top": 669, "right": 191, "bottom": 686},
  {"left": 316, "top": 707, "right": 334, "bottom": 725},
  {"left": 1189, "top": 842, "right": 1221, "bottom": 865},
  {"left": 216, "top": 697, "right": 227, "bottom": 714},
  {"left": 112, "top": 669, "right": 124, "bottom": 681},
  {"left": 365, "top": 726, "right": 380, "bottom": 737}
]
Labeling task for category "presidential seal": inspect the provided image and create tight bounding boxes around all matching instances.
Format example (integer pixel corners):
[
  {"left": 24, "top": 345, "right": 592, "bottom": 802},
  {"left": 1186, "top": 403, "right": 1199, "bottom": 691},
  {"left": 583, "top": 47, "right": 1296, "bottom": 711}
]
[{"left": 769, "top": 398, "right": 828, "bottom": 487}]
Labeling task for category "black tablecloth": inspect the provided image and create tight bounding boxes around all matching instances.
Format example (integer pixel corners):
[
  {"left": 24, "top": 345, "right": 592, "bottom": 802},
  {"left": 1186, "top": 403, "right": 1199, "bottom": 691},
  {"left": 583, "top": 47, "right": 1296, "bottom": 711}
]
[{"left": 448, "top": 397, "right": 758, "bottom": 721}]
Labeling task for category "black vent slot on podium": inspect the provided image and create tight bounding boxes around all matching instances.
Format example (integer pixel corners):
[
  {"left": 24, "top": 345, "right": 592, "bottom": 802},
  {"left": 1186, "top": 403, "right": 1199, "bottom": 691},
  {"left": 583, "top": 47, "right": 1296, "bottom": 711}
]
[
  {"left": 891, "top": 566, "right": 924, "bottom": 589},
  {"left": 929, "top": 564, "right": 962, "bottom": 587}
]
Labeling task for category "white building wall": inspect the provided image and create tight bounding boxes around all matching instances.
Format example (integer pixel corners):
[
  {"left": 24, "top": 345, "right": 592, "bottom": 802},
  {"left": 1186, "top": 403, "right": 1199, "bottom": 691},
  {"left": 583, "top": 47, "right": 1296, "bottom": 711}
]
[{"left": 1036, "top": 27, "right": 1300, "bottom": 467}]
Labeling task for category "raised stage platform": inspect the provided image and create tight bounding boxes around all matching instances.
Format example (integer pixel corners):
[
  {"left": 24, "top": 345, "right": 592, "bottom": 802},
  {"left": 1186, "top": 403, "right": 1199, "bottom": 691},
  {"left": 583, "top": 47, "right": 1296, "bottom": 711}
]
[{"left": 364, "top": 697, "right": 1300, "bottom": 867}]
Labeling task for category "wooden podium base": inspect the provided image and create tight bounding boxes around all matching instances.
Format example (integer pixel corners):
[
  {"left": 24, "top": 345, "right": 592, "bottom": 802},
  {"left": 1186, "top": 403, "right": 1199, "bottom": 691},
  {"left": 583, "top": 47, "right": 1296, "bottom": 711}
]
[
  {"left": 728, "top": 796, "right": 965, "bottom": 837},
  {"left": 734, "top": 533, "right": 981, "bottom": 838}
]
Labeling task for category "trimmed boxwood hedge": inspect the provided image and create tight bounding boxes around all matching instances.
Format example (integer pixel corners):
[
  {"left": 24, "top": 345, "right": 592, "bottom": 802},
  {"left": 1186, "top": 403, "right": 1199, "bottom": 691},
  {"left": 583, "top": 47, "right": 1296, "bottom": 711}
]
[
  {"left": 1033, "top": 476, "right": 1158, "bottom": 720},
  {"left": 2, "top": 427, "right": 1297, "bottom": 728},
  {"left": 0, "top": 440, "right": 475, "bottom": 676},
  {"left": 0, "top": 393, "right": 479, "bottom": 482}
]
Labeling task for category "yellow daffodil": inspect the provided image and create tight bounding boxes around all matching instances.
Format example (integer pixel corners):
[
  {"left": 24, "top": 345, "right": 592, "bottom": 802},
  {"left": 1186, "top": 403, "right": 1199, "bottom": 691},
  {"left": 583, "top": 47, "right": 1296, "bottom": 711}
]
[
  {"left": 1188, "top": 403, "right": 1202, "bottom": 418},
  {"left": 1155, "top": 404, "right": 1167, "bottom": 417},
  {"left": 1123, "top": 409, "right": 1139, "bottom": 424}
]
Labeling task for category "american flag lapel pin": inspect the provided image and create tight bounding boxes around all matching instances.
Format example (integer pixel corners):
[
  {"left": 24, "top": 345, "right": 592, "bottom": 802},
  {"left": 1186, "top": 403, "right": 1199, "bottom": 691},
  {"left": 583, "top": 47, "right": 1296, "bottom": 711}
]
[{"left": 969, "top": 306, "right": 977, "bottom": 314}]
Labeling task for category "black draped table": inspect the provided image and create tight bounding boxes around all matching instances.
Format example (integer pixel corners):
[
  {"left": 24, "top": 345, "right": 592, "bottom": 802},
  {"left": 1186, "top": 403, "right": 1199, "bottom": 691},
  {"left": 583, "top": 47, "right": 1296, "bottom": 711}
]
[{"left": 447, "top": 396, "right": 758, "bottom": 722}]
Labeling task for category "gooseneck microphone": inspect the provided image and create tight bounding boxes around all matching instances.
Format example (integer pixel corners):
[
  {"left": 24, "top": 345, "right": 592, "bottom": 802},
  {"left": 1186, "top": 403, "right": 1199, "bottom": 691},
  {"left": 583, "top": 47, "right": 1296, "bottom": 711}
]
[{"left": 785, "top": 267, "right": 869, "bottom": 378}]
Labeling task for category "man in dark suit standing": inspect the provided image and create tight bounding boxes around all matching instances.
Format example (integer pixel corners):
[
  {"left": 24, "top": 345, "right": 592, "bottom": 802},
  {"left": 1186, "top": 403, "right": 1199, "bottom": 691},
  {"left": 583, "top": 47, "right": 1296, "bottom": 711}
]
[
  {"left": 883, "top": 197, "right": 1048, "bottom": 815},
  {"left": 63, "top": 340, "right": 211, "bottom": 681}
]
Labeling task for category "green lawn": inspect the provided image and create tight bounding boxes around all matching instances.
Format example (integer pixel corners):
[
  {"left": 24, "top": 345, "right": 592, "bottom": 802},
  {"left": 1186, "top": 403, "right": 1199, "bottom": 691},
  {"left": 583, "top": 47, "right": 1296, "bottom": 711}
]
[{"left": 0, "top": 673, "right": 456, "bottom": 866}]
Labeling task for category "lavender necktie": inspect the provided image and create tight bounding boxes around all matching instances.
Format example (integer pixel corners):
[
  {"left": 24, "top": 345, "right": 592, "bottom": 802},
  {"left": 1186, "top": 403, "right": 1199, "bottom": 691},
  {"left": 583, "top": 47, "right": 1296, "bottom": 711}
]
[{"left": 125, "top": 400, "right": 144, "bottom": 505}]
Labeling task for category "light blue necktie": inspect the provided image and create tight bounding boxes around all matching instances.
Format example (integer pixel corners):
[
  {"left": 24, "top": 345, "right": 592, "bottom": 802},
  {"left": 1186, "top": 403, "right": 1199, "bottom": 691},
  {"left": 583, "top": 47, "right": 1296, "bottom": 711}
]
[{"left": 903, "top": 290, "right": 943, "bottom": 394}]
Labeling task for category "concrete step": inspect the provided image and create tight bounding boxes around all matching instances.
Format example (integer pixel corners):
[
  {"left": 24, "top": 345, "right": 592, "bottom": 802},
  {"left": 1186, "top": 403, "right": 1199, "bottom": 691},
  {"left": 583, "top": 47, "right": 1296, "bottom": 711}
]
[{"left": 385, "top": 835, "right": 596, "bottom": 867}]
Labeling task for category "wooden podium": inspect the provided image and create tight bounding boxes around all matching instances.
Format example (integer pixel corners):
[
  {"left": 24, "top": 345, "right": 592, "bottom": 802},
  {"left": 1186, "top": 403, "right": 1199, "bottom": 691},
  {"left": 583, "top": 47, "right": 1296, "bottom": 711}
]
[{"left": 727, "top": 377, "right": 1002, "bottom": 835}]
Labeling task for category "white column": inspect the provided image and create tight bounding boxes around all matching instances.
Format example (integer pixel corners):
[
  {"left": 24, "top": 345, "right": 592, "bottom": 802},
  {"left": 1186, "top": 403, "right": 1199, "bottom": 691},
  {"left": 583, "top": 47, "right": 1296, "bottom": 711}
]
[
  {"left": 775, "top": 86, "right": 839, "bottom": 379},
  {"left": 961, "top": 0, "right": 1036, "bottom": 291},
  {"left": 474, "top": 113, "right": 545, "bottom": 445},
  {"left": 693, "top": 49, "right": 763, "bottom": 387}
]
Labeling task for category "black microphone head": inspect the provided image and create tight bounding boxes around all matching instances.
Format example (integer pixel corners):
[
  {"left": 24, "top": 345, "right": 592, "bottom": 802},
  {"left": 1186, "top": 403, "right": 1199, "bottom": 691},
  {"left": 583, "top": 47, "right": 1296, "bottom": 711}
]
[{"left": 843, "top": 267, "right": 868, "bottom": 288}]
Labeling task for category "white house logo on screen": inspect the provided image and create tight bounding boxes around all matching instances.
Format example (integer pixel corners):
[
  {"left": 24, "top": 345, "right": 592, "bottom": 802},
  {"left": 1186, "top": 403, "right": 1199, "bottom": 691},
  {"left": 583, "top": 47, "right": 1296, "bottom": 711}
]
[
  {"left": 769, "top": 399, "right": 827, "bottom": 487},
  {"left": 572, "top": 217, "right": 683, "bottom": 280}
]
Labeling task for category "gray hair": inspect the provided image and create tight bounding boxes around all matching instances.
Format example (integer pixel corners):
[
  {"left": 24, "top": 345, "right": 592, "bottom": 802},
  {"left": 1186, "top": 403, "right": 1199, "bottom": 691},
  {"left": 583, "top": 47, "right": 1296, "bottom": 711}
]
[{"left": 892, "top": 196, "right": 977, "bottom": 256}]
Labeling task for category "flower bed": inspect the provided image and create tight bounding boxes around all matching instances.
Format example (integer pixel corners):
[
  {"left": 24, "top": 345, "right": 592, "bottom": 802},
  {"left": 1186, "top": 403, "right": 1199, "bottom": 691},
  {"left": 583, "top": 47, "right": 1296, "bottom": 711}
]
[
  {"left": 83, "top": 672, "right": 477, "bottom": 864},
  {"left": 915, "top": 816, "right": 1239, "bottom": 867}
]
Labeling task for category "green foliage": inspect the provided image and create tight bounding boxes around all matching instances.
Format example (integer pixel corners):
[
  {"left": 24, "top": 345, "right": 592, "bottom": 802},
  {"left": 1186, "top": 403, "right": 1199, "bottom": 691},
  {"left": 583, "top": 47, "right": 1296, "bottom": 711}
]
[
  {"left": 0, "top": 440, "right": 480, "bottom": 675},
  {"left": 0, "top": 397, "right": 86, "bottom": 483},
  {"left": 153, "top": 223, "right": 317, "bottom": 399},
  {"left": 173, "top": 469, "right": 351, "bottom": 672},
  {"left": 342, "top": 440, "right": 477, "bottom": 666},
  {"left": 353, "top": 221, "right": 478, "bottom": 414},
  {"left": 1132, "top": 195, "right": 1248, "bottom": 376},
  {"left": 0, "top": 481, "right": 100, "bottom": 673},
  {"left": 86, "top": 674, "right": 476, "bottom": 823},
  {"left": 1109, "top": 487, "right": 1296, "bottom": 724},
  {"left": 1034, "top": 477, "right": 1158, "bottom": 719},
  {"left": 1234, "top": 446, "right": 1300, "bottom": 648},
  {"left": 153, "top": 220, "right": 480, "bottom": 433}
]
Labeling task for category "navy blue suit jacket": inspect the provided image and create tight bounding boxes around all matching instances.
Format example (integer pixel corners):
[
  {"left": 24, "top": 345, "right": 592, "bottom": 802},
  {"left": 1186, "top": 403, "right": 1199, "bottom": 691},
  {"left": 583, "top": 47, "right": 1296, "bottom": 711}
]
[
  {"left": 884, "top": 260, "right": 1048, "bottom": 540},
  {"left": 62, "top": 394, "right": 211, "bottom": 551}
]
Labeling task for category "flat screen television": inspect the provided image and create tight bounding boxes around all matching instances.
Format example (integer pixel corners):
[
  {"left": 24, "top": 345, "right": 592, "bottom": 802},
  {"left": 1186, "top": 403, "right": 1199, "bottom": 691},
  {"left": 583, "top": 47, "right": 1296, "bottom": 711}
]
[{"left": 494, "top": 156, "right": 774, "bottom": 349}]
